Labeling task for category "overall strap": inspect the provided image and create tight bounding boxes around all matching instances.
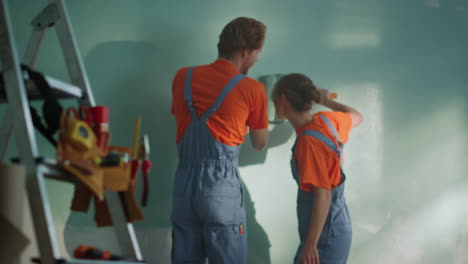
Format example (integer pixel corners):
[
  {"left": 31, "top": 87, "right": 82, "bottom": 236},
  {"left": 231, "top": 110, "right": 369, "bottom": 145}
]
[
  {"left": 300, "top": 130, "right": 342, "bottom": 160},
  {"left": 291, "top": 129, "right": 345, "bottom": 185},
  {"left": 292, "top": 117, "right": 347, "bottom": 185},
  {"left": 183, "top": 66, "right": 198, "bottom": 120},
  {"left": 319, "top": 115, "right": 344, "bottom": 150},
  {"left": 200, "top": 73, "right": 245, "bottom": 122}
]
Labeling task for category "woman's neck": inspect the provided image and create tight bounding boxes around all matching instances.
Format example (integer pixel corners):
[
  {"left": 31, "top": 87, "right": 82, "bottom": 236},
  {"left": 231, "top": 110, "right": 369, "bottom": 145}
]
[{"left": 287, "top": 111, "right": 313, "bottom": 130}]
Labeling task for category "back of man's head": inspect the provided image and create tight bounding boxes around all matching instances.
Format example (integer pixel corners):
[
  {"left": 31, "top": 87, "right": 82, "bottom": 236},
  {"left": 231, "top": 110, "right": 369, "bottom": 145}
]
[{"left": 217, "top": 17, "right": 267, "bottom": 59}]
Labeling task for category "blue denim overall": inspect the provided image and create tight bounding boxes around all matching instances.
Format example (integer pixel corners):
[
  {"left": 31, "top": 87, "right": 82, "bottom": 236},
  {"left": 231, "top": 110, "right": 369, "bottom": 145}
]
[
  {"left": 291, "top": 115, "right": 352, "bottom": 264},
  {"left": 171, "top": 67, "right": 247, "bottom": 264}
]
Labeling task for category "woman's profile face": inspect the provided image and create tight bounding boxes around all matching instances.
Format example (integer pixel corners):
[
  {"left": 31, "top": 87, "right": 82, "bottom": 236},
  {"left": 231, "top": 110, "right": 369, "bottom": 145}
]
[{"left": 273, "top": 96, "right": 287, "bottom": 121}]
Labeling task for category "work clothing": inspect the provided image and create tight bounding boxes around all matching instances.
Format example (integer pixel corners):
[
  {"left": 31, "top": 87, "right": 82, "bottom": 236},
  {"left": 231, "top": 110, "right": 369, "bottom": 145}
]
[
  {"left": 172, "top": 67, "right": 249, "bottom": 264},
  {"left": 291, "top": 115, "right": 352, "bottom": 264},
  {"left": 171, "top": 59, "right": 268, "bottom": 146}
]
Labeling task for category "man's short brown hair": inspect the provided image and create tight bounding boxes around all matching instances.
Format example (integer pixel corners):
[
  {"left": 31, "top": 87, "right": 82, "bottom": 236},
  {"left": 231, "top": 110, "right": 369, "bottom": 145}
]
[{"left": 217, "top": 17, "right": 267, "bottom": 59}]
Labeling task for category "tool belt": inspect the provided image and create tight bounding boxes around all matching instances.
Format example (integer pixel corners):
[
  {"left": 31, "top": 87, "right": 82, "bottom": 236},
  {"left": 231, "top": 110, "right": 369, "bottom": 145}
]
[{"left": 57, "top": 107, "right": 144, "bottom": 227}]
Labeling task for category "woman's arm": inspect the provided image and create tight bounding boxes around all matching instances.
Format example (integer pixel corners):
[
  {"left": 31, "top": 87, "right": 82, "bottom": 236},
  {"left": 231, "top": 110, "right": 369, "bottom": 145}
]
[
  {"left": 319, "top": 89, "right": 363, "bottom": 128},
  {"left": 300, "top": 187, "right": 332, "bottom": 264}
]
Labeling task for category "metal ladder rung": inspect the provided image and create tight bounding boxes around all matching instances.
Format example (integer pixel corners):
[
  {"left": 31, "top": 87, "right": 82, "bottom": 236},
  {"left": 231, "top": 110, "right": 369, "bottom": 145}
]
[
  {"left": 40, "top": 75, "right": 83, "bottom": 98},
  {"left": 36, "top": 160, "right": 79, "bottom": 184},
  {"left": 0, "top": 74, "right": 83, "bottom": 103}
]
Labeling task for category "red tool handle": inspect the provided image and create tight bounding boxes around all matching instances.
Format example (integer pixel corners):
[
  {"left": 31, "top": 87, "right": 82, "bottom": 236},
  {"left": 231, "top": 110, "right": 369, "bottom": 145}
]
[
  {"left": 131, "top": 160, "right": 139, "bottom": 180},
  {"left": 141, "top": 160, "right": 152, "bottom": 206},
  {"left": 74, "top": 245, "right": 122, "bottom": 260}
]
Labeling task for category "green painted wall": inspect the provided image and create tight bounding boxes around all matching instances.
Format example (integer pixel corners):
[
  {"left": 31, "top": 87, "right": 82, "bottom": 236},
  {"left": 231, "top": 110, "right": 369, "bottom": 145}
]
[{"left": 3, "top": 0, "right": 468, "bottom": 263}]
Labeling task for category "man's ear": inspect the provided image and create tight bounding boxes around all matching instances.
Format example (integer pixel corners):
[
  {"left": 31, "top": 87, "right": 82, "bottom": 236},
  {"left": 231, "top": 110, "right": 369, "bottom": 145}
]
[{"left": 241, "top": 49, "right": 248, "bottom": 58}]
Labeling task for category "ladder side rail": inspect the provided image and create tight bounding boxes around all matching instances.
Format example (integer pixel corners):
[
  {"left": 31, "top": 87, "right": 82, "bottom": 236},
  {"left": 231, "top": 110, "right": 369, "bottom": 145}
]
[
  {"left": 33, "top": 166, "right": 64, "bottom": 262},
  {"left": 50, "top": 0, "right": 95, "bottom": 107},
  {"left": 24, "top": 28, "right": 47, "bottom": 67},
  {"left": 0, "top": 0, "right": 40, "bottom": 161},
  {"left": 4, "top": 5, "right": 52, "bottom": 161},
  {"left": 0, "top": 1, "right": 62, "bottom": 263},
  {"left": 0, "top": 105, "right": 14, "bottom": 161},
  {"left": 105, "top": 191, "right": 144, "bottom": 261},
  {"left": 24, "top": 2, "right": 60, "bottom": 67}
]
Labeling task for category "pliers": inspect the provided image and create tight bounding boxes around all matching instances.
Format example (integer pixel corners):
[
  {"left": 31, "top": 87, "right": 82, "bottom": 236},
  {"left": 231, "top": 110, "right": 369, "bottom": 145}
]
[{"left": 130, "top": 134, "right": 152, "bottom": 206}]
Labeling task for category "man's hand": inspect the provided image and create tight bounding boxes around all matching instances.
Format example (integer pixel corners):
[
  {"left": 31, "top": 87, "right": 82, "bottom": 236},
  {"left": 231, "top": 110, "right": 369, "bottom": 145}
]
[
  {"left": 300, "top": 243, "right": 320, "bottom": 264},
  {"left": 249, "top": 127, "right": 268, "bottom": 150}
]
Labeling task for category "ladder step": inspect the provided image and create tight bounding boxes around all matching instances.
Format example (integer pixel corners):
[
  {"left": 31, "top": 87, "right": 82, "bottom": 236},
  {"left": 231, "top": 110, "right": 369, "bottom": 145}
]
[
  {"left": 66, "top": 259, "right": 146, "bottom": 264},
  {"left": 32, "top": 258, "right": 146, "bottom": 264},
  {"left": 11, "top": 158, "right": 77, "bottom": 184},
  {"left": 0, "top": 74, "right": 83, "bottom": 103},
  {"left": 40, "top": 75, "right": 83, "bottom": 99},
  {"left": 36, "top": 159, "right": 80, "bottom": 184}
]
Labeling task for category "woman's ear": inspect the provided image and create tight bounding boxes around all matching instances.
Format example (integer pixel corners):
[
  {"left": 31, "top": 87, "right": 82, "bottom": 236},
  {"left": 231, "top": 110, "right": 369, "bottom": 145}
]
[{"left": 281, "top": 94, "right": 289, "bottom": 109}]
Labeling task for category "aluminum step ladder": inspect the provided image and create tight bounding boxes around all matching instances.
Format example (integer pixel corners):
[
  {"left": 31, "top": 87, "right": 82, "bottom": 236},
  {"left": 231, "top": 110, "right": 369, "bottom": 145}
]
[{"left": 0, "top": 0, "right": 145, "bottom": 263}]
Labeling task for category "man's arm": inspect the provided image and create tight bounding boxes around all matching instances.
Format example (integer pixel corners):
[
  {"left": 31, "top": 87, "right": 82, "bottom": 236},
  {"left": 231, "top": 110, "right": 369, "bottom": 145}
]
[
  {"left": 250, "top": 128, "right": 268, "bottom": 150},
  {"left": 319, "top": 89, "right": 363, "bottom": 128},
  {"left": 300, "top": 187, "right": 331, "bottom": 264},
  {"left": 248, "top": 82, "right": 269, "bottom": 150}
]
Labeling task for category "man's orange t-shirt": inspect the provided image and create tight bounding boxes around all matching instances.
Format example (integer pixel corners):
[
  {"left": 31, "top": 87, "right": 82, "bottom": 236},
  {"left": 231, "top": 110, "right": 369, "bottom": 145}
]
[
  {"left": 294, "top": 111, "right": 353, "bottom": 192},
  {"left": 171, "top": 59, "right": 268, "bottom": 146}
]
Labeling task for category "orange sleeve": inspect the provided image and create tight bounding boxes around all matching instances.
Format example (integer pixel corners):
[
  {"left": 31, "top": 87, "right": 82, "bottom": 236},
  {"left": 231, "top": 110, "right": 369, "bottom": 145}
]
[
  {"left": 171, "top": 67, "right": 189, "bottom": 116},
  {"left": 171, "top": 73, "right": 177, "bottom": 116},
  {"left": 247, "top": 81, "right": 268, "bottom": 129},
  {"left": 319, "top": 112, "right": 353, "bottom": 143},
  {"left": 295, "top": 137, "right": 332, "bottom": 191}
]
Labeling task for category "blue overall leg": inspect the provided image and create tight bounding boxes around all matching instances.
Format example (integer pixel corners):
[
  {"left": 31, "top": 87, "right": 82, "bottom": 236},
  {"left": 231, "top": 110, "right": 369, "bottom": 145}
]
[
  {"left": 291, "top": 115, "right": 353, "bottom": 264},
  {"left": 172, "top": 67, "right": 247, "bottom": 264}
]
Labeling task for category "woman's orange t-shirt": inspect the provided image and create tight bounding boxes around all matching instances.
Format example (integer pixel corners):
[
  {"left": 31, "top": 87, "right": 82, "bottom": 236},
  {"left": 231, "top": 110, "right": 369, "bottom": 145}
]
[{"left": 294, "top": 111, "right": 353, "bottom": 192}]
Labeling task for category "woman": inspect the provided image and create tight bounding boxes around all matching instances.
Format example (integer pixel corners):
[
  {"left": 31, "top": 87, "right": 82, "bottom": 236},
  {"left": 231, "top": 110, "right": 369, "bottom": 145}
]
[{"left": 271, "top": 73, "right": 363, "bottom": 264}]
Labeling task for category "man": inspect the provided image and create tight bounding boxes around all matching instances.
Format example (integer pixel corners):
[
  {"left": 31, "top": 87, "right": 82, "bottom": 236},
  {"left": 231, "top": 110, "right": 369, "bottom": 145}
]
[{"left": 170, "top": 17, "right": 269, "bottom": 263}]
